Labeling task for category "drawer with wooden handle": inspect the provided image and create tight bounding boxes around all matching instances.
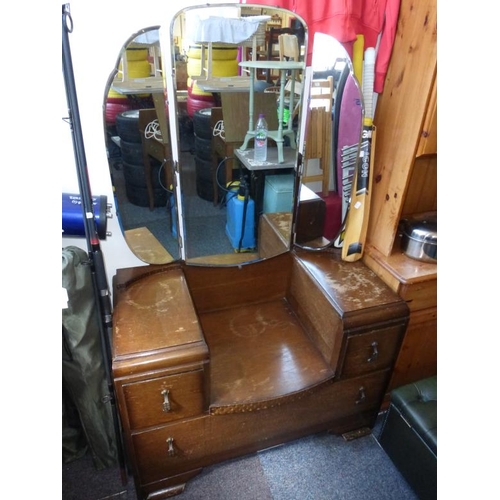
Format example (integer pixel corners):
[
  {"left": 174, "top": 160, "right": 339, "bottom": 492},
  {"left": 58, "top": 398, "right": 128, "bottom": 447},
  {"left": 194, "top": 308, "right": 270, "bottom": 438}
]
[
  {"left": 338, "top": 325, "right": 404, "bottom": 378},
  {"left": 122, "top": 369, "right": 206, "bottom": 430}
]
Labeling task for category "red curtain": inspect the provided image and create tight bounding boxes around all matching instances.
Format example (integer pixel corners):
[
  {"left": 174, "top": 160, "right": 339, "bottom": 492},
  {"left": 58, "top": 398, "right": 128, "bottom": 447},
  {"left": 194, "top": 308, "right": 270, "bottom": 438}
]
[{"left": 240, "top": 0, "right": 400, "bottom": 92}]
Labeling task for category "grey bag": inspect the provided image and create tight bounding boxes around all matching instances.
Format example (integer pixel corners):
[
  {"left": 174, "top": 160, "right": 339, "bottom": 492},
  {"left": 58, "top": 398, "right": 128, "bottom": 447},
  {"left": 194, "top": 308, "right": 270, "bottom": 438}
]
[{"left": 62, "top": 246, "right": 117, "bottom": 469}]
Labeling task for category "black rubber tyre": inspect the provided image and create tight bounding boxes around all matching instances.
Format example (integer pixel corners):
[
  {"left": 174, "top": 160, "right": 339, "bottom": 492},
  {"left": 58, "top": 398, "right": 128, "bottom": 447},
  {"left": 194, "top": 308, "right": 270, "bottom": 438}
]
[
  {"left": 196, "top": 177, "right": 214, "bottom": 202},
  {"left": 194, "top": 156, "right": 213, "bottom": 183},
  {"left": 194, "top": 156, "right": 214, "bottom": 201},
  {"left": 194, "top": 134, "right": 212, "bottom": 161},
  {"left": 119, "top": 140, "right": 164, "bottom": 167},
  {"left": 193, "top": 108, "right": 213, "bottom": 139},
  {"left": 116, "top": 109, "right": 141, "bottom": 143},
  {"left": 194, "top": 156, "right": 227, "bottom": 202},
  {"left": 122, "top": 161, "right": 165, "bottom": 190},
  {"left": 125, "top": 183, "right": 168, "bottom": 208},
  {"left": 120, "top": 140, "right": 144, "bottom": 165}
]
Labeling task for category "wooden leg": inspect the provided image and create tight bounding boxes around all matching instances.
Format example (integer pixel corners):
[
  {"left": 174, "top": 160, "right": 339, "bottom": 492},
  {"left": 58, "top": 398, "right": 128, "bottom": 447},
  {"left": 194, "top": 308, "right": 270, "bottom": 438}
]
[{"left": 139, "top": 469, "right": 203, "bottom": 500}]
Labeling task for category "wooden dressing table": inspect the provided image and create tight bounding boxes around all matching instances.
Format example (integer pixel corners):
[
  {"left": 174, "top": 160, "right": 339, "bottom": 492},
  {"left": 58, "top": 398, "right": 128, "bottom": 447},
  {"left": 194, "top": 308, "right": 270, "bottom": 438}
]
[{"left": 112, "top": 250, "right": 409, "bottom": 499}]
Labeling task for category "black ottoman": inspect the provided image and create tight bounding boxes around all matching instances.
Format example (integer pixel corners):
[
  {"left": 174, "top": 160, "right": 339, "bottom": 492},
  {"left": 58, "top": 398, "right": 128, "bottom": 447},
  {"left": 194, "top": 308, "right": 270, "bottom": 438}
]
[{"left": 378, "top": 376, "right": 437, "bottom": 500}]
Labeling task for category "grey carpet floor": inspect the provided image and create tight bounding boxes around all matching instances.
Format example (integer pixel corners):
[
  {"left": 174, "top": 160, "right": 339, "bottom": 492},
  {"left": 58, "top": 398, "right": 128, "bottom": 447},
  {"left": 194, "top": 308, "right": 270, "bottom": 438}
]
[{"left": 62, "top": 413, "right": 418, "bottom": 500}]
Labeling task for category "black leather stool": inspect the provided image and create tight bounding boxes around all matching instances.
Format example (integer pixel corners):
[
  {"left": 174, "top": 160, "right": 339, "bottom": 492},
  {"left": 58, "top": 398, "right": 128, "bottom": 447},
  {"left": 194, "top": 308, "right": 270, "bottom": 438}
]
[{"left": 378, "top": 376, "right": 437, "bottom": 500}]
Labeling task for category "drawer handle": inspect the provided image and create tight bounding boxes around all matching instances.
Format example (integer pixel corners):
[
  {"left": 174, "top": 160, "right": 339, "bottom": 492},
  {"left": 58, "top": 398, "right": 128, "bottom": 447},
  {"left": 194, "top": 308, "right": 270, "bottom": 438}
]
[
  {"left": 367, "top": 341, "right": 379, "bottom": 363},
  {"left": 166, "top": 437, "right": 176, "bottom": 457},
  {"left": 355, "top": 386, "right": 366, "bottom": 405},
  {"left": 161, "top": 389, "right": 171, "bottom": 412}
]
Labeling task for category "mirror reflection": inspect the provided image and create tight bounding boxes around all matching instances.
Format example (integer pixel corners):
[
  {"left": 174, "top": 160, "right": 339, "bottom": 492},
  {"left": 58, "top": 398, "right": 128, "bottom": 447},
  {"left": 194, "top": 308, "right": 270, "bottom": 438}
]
[
  {"left": 168, "top": 4, "right": 308, "bottom": 264},
  {"left": 294, "top": 32, "right": 362, "bottom": 250},
  {"left": 102, "top": 4, "right": 362, "bottom": 266},
  {"left": 103, "top": 26, "right": 180, "bottom": 264}
]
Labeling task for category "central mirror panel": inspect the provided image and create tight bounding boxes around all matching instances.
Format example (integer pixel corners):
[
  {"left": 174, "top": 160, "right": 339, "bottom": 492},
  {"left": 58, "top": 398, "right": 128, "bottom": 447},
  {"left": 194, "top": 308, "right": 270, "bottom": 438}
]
[{"left": 167, "top": 4, "right": 307, "bottom": 264}]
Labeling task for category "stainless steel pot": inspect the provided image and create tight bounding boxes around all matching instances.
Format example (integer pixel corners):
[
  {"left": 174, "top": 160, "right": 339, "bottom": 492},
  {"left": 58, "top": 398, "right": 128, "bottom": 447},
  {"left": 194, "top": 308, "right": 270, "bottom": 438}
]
[{"left": 401, "top": 216, "right": 437, "bottom": 263}]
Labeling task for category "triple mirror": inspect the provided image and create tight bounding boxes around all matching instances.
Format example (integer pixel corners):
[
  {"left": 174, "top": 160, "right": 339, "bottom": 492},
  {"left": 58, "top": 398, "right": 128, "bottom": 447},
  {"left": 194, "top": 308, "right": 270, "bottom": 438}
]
[{"left": 103, "top": 3, "right": 363, "bottom": 266}]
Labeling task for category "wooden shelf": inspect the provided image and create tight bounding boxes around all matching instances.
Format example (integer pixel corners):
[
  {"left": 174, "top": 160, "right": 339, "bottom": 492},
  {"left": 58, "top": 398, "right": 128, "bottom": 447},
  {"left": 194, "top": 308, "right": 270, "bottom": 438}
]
[{"left": 364, "top": 236, "right": 436, "bottom": 293}]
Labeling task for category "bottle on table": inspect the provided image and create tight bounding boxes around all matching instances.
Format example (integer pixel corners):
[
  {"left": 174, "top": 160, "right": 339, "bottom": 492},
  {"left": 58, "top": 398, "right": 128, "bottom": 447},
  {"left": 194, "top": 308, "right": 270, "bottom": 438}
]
[{"left": 254, "top": 113, "right": 268, "bottom": 162}]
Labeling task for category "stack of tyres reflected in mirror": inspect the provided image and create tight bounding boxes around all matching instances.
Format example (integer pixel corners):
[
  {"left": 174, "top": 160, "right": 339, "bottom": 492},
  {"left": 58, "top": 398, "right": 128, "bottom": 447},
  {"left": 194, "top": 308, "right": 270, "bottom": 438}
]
[
  {"left": 102, "top": 3, "right": 363, "bottom": 266},
  {"left": 103, "top": 26, "right": 180, "bottom": 264}
]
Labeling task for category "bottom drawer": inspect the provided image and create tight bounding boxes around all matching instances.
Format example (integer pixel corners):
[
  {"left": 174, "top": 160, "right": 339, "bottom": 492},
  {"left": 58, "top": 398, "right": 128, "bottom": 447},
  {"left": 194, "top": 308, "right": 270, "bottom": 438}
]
[
  {"left": 132, "top": 417, "right": 207, "bottom": 485},
  {"left": 131, "top": 370, "right": 390, "bottom": 487},
  {"left": 203, "top": 369, "right": 391, "bottom": 457},
  {"left": 329, "top": 369, "right": 390, "bottom": 418}
]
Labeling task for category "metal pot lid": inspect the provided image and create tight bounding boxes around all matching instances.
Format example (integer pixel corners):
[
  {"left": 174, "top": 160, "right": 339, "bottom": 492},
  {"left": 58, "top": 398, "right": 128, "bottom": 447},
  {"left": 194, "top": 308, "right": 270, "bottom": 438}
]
[{"left": 403, "top": 218, "right": 437, "bottom": 244}]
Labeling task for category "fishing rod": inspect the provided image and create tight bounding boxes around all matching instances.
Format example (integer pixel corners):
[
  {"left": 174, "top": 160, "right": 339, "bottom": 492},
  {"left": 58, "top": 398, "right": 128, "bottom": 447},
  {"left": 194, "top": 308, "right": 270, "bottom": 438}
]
[{"left": 62, "top": 3, "right": 126, "bottom": 483}]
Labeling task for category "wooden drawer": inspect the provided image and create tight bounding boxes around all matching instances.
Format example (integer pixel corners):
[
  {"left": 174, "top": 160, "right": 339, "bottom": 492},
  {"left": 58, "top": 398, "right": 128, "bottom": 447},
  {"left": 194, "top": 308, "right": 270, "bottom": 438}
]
[
  {"left": 132, "top": 416, "right": 207, "bottom": 485},
  {"left": 398, "top": 277, "right": 437, "bottom": 312},
  {"left": 388, "top": 306, "right": 437, "bottom": 391},
  {"left": 338, "top": 325, "right": 404, "bottom": 378},
  {"left": 122, "top": 370, "right": 206, "bottom": 430},
  {"left": 329, "top": 369, "right": 391, "bottom": 420},
  {"left": 202, "top": 370, "right": 391, "bottom": 458},
  {"left": 131, "top": 370, "right": 389, "bottom": 488}
]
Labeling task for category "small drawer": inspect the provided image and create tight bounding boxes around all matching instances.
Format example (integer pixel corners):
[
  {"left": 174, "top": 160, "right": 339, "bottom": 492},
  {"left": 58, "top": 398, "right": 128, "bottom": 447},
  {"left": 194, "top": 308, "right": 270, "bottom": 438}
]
[
  {"left": 123, "top": 370, "right": 206, "bottom": 430},
  {"left": 132, "top": 416, "right": 207, "bottom": 485},
  {"left": 334, "top": 370, "right": 390, "bottom": 415},
  {"left": 339, "top": 325, "right": 403, "bottom": 378}
]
